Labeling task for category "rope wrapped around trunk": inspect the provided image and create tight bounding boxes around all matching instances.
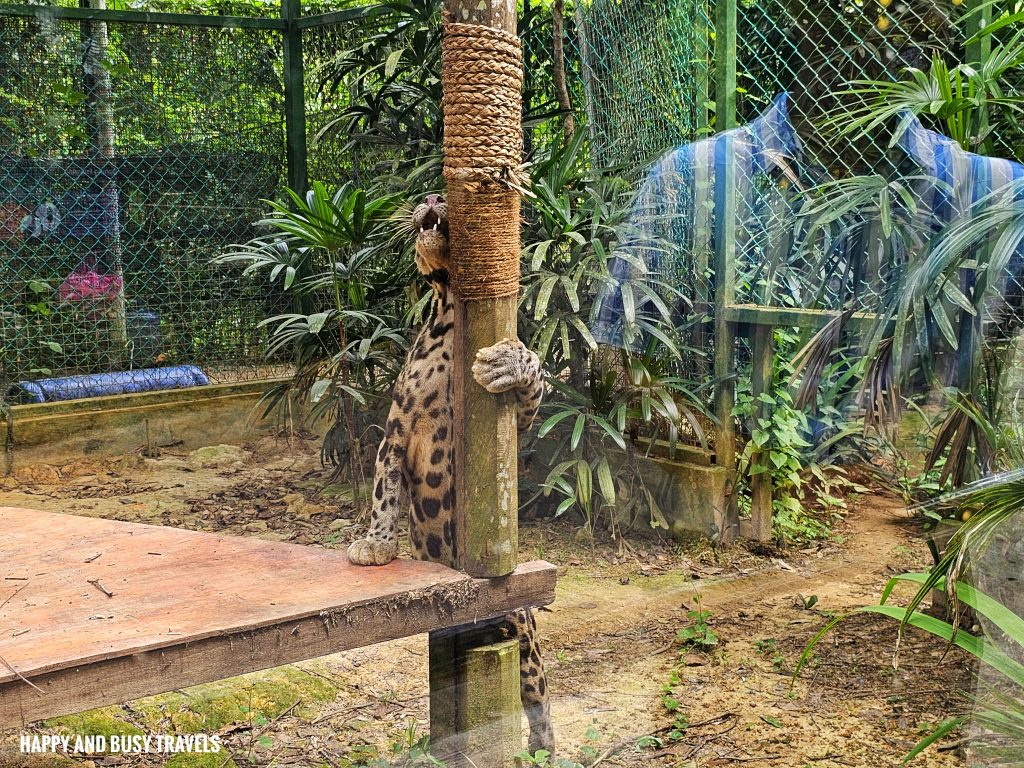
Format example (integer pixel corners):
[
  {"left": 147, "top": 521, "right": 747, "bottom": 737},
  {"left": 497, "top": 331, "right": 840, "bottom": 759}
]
[{"left": 442, "top": 21, "right": 524, "bottom": 300}]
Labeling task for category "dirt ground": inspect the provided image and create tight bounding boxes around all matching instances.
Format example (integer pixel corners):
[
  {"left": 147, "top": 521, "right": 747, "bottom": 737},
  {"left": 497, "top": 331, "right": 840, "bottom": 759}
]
[{"left": 0, "top": 436, "right": 973, "bottom": 767}]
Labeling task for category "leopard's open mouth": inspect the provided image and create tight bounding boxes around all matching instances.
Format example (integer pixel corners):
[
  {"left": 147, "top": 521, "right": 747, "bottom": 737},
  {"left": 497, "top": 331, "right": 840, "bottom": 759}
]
[{"left": 419, "top": 209, "right": 445, "bottom": 233}]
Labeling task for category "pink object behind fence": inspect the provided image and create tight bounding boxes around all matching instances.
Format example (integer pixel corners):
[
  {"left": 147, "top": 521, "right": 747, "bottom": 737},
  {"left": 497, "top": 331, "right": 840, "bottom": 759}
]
[{"left": 59, "top": 266, "right": 123, "bottom": 302}]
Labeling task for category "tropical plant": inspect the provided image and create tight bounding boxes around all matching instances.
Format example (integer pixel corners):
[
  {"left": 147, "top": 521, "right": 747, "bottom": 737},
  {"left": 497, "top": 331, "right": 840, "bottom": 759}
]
[
  {"left": 796, "top": 570, "right": 1024, "bottom": 763},
  {"left": 520, "top": 132, "right": 713, "bottom": 538},
  {"left": 217, "top": 182, "right": 413, "bottom": 508},
  {"left": 830, "top": 36, "right": 1024, "bottom": 157},
  {"left": 735, "top": 328, "right": 868, "bottom": 541},
  {"left": 314, "top": 0, "right": 444, "bottom": 189},
  {"left": 778, "top": 13, "right": 1024, "bottom": 483},
  {"left": 314, "top": 0, "right": 583, "bottom": 190}
]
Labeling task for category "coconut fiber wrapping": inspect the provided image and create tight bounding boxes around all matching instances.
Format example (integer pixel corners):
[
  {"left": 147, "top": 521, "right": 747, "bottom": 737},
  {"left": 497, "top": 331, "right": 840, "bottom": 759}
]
[{"left": 442, "top": 21, "right": 523, "bottom": 300}]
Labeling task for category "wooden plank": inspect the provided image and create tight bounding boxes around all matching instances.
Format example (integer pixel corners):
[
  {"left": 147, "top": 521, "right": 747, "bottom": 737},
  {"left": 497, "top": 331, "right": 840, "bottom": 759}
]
[
  {"left": 725, "top": 304, "right": 880, "bottom": 331},
  {"left": 0, "top": 2, "right": 286, "bottom": 29},
  {"left": 0, "top": 507, "right": 556, "bottom": 725}
]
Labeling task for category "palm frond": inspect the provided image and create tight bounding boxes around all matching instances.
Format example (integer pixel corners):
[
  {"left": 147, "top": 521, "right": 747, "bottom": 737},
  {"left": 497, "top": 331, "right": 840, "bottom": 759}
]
[{"left": 789, "top": 308, "right": 854, "bottom": 411}]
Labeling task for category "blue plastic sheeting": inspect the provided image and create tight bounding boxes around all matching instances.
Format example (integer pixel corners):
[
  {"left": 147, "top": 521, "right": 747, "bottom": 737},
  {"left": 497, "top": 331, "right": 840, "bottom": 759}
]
[{"left": 11, "top": 365, "right": 211, "bottom": 404}]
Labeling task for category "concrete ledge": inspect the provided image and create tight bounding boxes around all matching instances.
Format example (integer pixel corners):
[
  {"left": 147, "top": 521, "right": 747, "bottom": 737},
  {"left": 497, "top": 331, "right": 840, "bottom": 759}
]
[{"left": 8, "top": 379, "right": 288, "bottom": 465}]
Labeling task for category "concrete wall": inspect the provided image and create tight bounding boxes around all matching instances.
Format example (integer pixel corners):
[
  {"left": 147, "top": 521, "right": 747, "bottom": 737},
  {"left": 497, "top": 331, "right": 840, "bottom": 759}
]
[
  {"left": 610, "top": 441, "right": 728, "bottom": 543},
  {"left": 6, "top": 380, "right": 287, "bottom": 467}
]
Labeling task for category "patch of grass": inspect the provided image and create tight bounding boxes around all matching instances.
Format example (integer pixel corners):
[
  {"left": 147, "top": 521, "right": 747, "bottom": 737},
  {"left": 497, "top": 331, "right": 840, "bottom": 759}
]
[
  {"left": 165, "top": 752, "right": 237, "bottom": 768},
  {"left": 45, "top": 708, "right": 145, "bottom": 741},
  {"left": 133, "top": 666, "right": 338, "bottom": 733}
]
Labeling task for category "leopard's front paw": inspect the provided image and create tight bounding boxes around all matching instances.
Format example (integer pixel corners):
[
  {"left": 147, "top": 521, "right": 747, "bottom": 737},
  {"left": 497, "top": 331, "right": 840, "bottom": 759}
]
[
  {"left": 347, "top": 537, "right": 398, "bottom": 566},
  {"left": 472, "top": 338, "right": 540, "bottom": 394}
]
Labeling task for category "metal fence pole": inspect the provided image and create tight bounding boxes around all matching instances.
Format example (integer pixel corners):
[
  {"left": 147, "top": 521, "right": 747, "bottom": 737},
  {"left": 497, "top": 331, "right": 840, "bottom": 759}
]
[{"left": 282, "top": 0, "right": 307, "bottom": 196}]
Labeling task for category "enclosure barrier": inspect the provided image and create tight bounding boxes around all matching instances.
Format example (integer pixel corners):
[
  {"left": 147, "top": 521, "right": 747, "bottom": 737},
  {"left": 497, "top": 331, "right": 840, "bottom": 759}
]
[
  {"left": 576, "top": 0, "right": 1012, "bottom": 542},
  {"left": 0, "top": 0, "right": 388, "bottom": 405}
]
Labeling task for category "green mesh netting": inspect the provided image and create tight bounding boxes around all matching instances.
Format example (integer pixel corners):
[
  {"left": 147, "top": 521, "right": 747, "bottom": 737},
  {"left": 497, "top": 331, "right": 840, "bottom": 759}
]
[
  {"left": 574, "top": 0, "right": 712, "bottom": 173},
  {"left": 1, "top": 12, "right": 287, "bottom": 401}
]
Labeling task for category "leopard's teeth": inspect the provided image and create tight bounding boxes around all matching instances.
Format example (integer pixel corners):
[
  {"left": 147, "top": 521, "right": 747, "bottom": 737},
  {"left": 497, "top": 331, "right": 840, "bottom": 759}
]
[
  {"left": 419, "top": 226, "right": 425, "bottom": 233},
  {"left": 432, "top": 222, "right": 438, "bottom": 230}
]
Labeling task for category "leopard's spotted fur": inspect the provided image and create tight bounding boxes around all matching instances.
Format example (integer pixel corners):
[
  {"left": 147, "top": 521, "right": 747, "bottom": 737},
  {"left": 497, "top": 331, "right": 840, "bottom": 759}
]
[{"left": 346, "top": 194, "right": 553, "bottom": 753}]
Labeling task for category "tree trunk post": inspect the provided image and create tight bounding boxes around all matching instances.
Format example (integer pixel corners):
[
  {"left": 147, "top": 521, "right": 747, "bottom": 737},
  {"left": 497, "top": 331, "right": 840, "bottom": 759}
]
[
  {"left": 428, "top": 1, "right": 525, "bottom": 765},
  {"left": 745, "top": 323, "right": 774, "bottom": 542},
  {"left": 80, "top": 0, "right": 127, "bottom": 366}
]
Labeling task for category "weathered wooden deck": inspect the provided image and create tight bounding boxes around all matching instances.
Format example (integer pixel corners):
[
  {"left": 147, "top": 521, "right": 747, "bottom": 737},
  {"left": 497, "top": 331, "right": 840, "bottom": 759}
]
[{"left": 0, "top": 507, "right": 556, "bottom": 725}]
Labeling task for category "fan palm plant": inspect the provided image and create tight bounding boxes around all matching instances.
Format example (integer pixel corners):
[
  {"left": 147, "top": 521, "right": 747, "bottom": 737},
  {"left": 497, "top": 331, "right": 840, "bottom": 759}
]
[
  {"left": 785, "top": 10, "right": 1024, "bottom": 492},
  {"left": 217, "top": 183, "right": 412, "bottom": 510}
]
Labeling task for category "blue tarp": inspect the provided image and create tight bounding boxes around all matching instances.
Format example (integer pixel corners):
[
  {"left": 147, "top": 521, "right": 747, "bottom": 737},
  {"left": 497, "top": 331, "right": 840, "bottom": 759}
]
[{"left": 11, "top": 365, "right": 211, "bottom": 404}]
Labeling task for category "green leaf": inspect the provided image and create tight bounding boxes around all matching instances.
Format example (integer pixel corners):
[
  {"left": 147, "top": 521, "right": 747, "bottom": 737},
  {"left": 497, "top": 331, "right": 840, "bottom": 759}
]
[
  {"left": 307, "top": 311, "right": 333, "bottom": 334},
  {"left": 595, "top": 456, "right": 616, "bottom": 507},
  {"left": 902, "top": 716, "right": 966, "bottom": 764},
  {"left": 570, "top": 413, "right": 586, "bottom": 451},
  {"left": 535, "top": 275, "right": 559, "bottom": 320},
  {"left": 538, "top": 409, "right": 575, "bottom": 438}
]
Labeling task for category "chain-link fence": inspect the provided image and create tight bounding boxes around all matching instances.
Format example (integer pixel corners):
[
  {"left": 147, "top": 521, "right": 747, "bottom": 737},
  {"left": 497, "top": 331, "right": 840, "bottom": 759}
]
[
  {"left": 6, "top": 0, "right": 1024, "bottom": 412},
  {"left": 1, "top": 7, "right": 291, "bottom": 404},
  {"left": 574, "top": 0, "right": 712, "bottom": 174}
]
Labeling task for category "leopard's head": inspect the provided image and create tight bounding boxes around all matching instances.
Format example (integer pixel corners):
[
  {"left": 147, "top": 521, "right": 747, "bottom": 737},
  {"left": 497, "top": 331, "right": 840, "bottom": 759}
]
[{"left": 411, "top": 194, "right": 449, "bottom": 281}]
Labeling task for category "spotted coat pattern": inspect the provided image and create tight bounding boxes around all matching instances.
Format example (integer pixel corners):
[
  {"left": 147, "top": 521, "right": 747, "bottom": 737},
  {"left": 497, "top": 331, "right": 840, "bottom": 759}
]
[{"left": 346, "top": 196, "right": 553, "bottom": 753}]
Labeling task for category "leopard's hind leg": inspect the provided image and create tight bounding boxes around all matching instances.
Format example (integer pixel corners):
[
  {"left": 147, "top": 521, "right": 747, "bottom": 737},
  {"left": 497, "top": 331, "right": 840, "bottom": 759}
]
[
  {"left": 347, "top": 415, "right": 407, "bottom": 566},
  {"left": 507, "top": 608, "right": 554, "bottom": 754}
]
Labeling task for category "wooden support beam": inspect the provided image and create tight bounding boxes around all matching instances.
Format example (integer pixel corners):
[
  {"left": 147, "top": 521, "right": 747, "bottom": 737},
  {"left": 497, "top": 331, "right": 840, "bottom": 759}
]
[
  {"left": 713, "top": 0, "right": 738, "bottom": 541},
  {"left": 0, "top": 2, "right": 287, "bottom": 29},
  {"left": 462, "top": 639, "right": 522, "bottom": 763},
  {"left": 282, "top": 0, "right": 307, "bottom": 196},
  {"left": 744, "top": 324, "right": 774, "bottom": 542},
  {"left": 724, "top": 304, "right": 880, "bottom": 332},
  {"left": 429, "top": 630, "right": 522, "bottom": 766},
  {"left": 445, "top": 0, "right": 519, "bottom": 582},
  {"left": 454, "top": 300, "right": 520, "bottom": 577}
]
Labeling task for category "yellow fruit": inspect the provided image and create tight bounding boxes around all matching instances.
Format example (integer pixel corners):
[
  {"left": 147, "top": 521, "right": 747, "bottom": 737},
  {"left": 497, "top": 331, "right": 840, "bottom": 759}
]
[
  {"left": 952, "top": 0, "right": 963, "bottom": 5},
  {"left": 961, "top": 510, "right": 973, "bottom": 522},
  {"left": 877, "top": 14, "right": 891, "bottom": 31},
  {"left": 878, "top": 0, "right": 892, "bottom": 6}
]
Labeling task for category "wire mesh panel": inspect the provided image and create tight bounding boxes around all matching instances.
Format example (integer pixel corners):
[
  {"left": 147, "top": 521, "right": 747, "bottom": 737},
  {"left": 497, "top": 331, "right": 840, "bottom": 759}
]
[
  {"left": 584, "top": 1, "right": 1024, "bottom": 348},
  {"left": 732, "top": 0, "right": 962, "bottom": 313},
  {"left": 1, "top": 12, "right": 286, "bottom": 403},
  {"left": 304, "top": 20, "right": 359, "bottom": 188},
  {"left": 574, "top": 0, "right": 712, "bottom": 173}
]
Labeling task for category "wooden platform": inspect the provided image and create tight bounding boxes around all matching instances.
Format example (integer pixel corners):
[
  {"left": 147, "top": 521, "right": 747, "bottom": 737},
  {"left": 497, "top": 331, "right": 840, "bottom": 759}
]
[{"left": 0, "top": 507, "right": 556, "bottom": 725}]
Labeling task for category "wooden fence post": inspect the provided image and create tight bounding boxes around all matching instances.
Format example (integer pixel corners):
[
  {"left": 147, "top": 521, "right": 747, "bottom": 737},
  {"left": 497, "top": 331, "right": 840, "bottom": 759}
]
[
  {"left": 745, "top": 323, "right": 774, "bottom": 541},
  {"left": 713, "top": 0, "right": 739, "bottom": 542},
  {"left": 281, "top": 0, "right": 307, "bottom": 196}
]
